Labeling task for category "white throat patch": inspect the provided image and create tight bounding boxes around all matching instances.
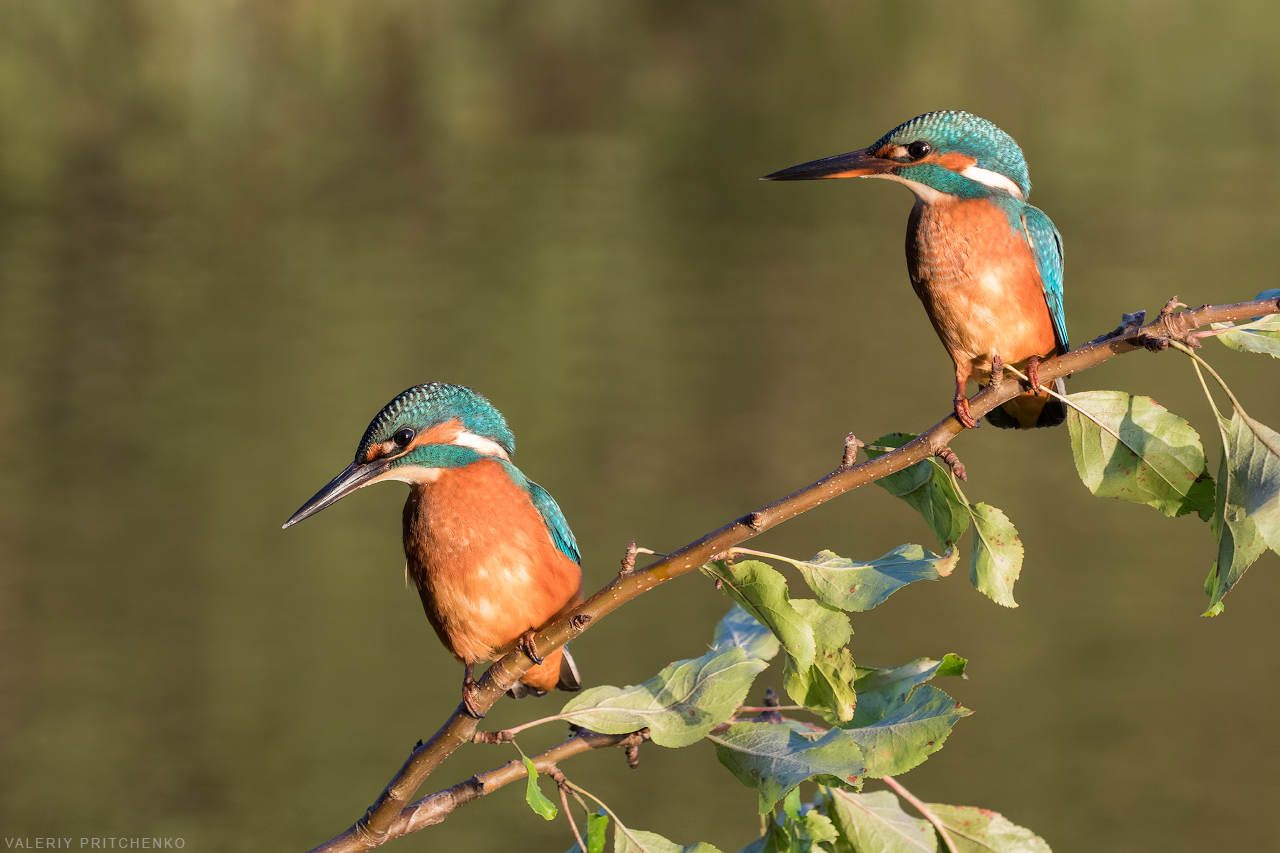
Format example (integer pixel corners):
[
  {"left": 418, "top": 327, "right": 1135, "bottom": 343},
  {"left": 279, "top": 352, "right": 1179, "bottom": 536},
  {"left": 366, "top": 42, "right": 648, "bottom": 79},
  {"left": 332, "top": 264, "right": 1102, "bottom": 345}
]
[
  {"left": 874, "top": 173, "right": 946, "bottom": 205},
  {"left": 960, "top": 165, "right": 1024, "bottom": 199}
]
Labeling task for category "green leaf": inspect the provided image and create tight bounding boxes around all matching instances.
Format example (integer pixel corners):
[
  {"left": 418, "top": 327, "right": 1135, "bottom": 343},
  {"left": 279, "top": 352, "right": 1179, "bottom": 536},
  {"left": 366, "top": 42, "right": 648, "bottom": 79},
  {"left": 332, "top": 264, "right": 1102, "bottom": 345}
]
[
  {"left": 826, "top": 789, "right": 937, "bottom": 853},
  {"left": 925, "top": 803, "right": 1052, "bottom": 853},
  {"left": 703, "top": 560, "right": 816, "bottom": 669},
  {"left": 781, "top": 599, "right": 858, "bottom": 722},
  {"left": 795, "top": 810, "right": 838, "bottom": 847},
  {"left": 566, "top": 811, "right": 611, "bottom": 853},
  {"left": 868, "top": 434, "right": 972, "bottom": 548},
  {"left": 710, "top": 722, "right": 867, "bottom": 814},
  {"left": 521, "top": 755, "right": 558, "bottom": 821},
  {"left": 1212, "top": 313, "right": 1280, "bottom": 358},
  {"left": 1210, "top": 290, "right": 1280, "bottom": 358},
  {"left": 1225, "top": 413, "right": 1280, "bottom": 553},
  {"left": 968, "top": 503, "right": 1024, "bottom": 608},
  {"left": 1066, "top": 390, "right": 1215, "bottom": 520},
  {"left": 613, "top": 829, "right": 725, "bottom": 853},
  {"left": 784, "top": 787, "right": 803, "bottom": 820},
  {"left": 840, "top": 685, "right": 971, "bottom": 778},
  {"left": 851, "top": 656, "right": 967, "bottom": 727},
  {"left": 793, "top": 545, "right": 957, "bottom": 612},
  {"left": 588, "top": 811, "right": 609, "bottom": 853},
  {"left": 714, "top": 604, "right": 782, "bottom": 661},
  {"left": 1204, "top": 411, "right": 1280, "bottom": 613},
  {"left": 560, "top": 647, "right": 768, "bottom": 747},
  {"left": 705, "top": 561, "right": 859, "bottom": 722}
]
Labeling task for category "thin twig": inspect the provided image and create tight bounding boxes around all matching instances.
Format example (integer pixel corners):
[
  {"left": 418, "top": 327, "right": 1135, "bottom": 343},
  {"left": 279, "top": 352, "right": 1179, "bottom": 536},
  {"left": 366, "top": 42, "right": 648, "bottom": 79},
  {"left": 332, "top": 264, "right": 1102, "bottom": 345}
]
[
  {"left": 373, "top": 730, "right": 643, "bottom": 843},
  {"left": 883, "top": 776, "right": 959, "bottom": 853},
  {"left": 558, "top": 778, "right": 588, "bottom": 853},
  {"left": 310, "top": 295, "right": 1280, "bottom": 853}
]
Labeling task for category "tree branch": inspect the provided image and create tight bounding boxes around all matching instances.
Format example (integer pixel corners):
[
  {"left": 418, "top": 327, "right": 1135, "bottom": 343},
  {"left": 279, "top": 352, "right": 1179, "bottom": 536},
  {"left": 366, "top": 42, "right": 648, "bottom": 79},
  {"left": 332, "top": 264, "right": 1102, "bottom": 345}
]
[{"left": 310, "top": 295, "right": 1280, "bottom": 853}]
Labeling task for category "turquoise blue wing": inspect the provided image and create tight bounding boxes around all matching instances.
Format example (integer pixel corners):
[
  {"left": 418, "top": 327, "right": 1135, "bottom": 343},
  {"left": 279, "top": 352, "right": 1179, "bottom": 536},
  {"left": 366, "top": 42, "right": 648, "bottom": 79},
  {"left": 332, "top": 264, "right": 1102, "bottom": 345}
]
[
  {"left": 525, "top": 480, "right": 582, "bottom": 565},
  {"left": 1022, "top": 204, "right": 1068, "bottom": 352}
]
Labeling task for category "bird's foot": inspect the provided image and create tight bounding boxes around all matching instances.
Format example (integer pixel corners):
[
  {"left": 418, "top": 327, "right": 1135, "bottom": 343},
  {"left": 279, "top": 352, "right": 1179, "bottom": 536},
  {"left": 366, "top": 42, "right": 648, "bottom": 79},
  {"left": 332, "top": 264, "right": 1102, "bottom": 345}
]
[
  {"left": 518, "top": 630, "right": 544, "bottom": 665},
  {"left": 461, "top": 678, "right": 485, "bottom": 719},
  {"left": 953, "top": 396, "right": 980, "bottom": 429},
  {"left": 1026, "top": 356, "right": 1044, "bottom": 395},
  {"left": 461, "top": 664, "right": 485, "bottom": 719}
]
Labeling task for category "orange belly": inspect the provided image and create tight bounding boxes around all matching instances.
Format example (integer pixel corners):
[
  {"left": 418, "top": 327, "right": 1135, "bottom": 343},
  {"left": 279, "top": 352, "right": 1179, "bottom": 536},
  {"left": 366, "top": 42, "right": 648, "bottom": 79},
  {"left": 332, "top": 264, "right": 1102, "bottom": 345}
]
[
  {"left": 401, "top": 460, "right": 582, "bottom": 682},
  {"left": 907, "top": 196, "right": 1059, "bottom": 382}
]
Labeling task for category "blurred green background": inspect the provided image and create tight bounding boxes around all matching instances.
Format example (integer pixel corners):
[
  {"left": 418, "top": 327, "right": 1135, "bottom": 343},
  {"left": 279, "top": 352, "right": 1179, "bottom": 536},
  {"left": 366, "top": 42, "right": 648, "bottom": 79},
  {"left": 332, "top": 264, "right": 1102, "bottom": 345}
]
[{"left": 2, "top": 1, "right": 1279, "bottom": 850}]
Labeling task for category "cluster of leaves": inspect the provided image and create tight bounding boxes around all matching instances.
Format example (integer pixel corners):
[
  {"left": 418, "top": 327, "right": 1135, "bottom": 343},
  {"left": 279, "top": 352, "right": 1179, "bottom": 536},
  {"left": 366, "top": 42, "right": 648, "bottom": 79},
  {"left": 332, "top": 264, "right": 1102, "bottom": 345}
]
[
  {"left": 1064, "top": 290, "right": 1280, "bottom": 615},
  {"left": 528, "top": 596, "right": 1046, "bottom": 852}
]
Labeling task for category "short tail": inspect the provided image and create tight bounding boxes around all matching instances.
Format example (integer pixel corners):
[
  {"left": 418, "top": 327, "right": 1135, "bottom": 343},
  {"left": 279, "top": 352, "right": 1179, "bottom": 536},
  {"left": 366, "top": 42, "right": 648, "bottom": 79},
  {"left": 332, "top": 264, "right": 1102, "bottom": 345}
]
[
  {"left": 507, "top": 645, "right": 582, "bottom": 699},
  {"left": 985, "top": 377, "right": 1067, "bottom": 429}
]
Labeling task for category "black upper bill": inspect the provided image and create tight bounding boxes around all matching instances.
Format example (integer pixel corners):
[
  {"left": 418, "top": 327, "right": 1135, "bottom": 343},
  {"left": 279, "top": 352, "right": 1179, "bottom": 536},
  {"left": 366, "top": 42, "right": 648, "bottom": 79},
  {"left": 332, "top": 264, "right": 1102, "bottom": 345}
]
[{"left": 761, "top": 148, "right": 892, "bottom": 181}]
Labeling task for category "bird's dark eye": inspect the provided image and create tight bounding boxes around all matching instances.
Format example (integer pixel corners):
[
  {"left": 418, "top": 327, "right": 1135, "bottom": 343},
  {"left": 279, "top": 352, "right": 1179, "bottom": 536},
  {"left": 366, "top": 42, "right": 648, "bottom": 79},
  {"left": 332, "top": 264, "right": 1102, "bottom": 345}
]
[
  {"left": 392, "top": 428, "right": 415, "bottom": 448},
  {"left": 907, "top": 141, "right": 932, "bottom": 160}
]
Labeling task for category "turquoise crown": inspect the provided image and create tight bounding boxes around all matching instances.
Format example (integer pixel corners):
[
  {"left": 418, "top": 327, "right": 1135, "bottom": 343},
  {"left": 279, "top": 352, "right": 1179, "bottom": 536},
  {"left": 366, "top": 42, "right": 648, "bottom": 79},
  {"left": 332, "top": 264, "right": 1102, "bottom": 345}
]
[{"left": 355, "top": 383, "right": 515, "bottom": 461}]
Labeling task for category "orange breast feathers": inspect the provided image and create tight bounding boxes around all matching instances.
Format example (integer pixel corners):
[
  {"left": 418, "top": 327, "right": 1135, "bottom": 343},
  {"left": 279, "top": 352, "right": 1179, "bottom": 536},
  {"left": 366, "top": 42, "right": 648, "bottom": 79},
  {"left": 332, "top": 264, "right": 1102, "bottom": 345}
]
[
  {"left": 401, "top": 459, "right": 583, "bottom": 678},
  {"left": 906, "top": 197, "right": 1059, "bottom": 382}
]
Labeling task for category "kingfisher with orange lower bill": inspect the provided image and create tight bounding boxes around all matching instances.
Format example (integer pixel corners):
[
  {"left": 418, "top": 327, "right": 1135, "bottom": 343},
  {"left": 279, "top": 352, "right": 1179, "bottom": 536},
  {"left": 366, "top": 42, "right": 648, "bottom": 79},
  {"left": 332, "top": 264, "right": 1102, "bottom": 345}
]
[
  {"left": 283, "top": 383, "right": 582, "bottom": 718},
  {"left": 765, "top": 110, "right": 1068, "bottom": 429}
]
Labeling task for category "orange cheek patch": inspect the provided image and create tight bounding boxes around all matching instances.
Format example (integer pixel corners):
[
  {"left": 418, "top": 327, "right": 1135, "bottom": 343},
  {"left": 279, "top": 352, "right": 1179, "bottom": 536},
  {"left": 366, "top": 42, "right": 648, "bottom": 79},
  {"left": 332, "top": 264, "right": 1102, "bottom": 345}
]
[
  {"left": 411, "top": 418, "right": 464, "bottom": 450},
  {"left": 934, "top": 151, "right": 977, "bottom": 171}
]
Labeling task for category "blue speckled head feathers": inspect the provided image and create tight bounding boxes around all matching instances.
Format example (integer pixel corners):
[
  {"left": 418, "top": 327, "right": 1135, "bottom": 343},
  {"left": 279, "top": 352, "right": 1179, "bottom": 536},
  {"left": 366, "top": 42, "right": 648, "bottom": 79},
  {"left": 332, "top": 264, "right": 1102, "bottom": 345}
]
[
  {"left": 871, "top": 110, "right": 1031, "bottom": 198},
  {"left": 355, "top": 383, "right": 515, "bottom": 463}
]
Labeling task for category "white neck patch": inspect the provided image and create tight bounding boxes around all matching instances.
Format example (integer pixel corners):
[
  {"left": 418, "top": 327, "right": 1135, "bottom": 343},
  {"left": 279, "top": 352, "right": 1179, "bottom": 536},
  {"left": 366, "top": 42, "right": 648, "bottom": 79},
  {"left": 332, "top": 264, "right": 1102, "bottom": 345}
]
[
  {"left": 380, "top": 466, "right": 443, "bottom": 485},
  {"left": 960, "top": 165, "right": 1024, "bottom": 199},
  {"left": 453, "top": 430, "right": 511, "bottom": 461},
  {"left": 874, "top": 173, "right": 946, "bottom": 205}
]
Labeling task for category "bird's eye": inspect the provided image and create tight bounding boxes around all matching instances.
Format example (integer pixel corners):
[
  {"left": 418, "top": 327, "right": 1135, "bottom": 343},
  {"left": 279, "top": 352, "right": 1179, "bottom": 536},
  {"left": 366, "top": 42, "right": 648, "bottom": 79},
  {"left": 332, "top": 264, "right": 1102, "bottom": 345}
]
[
  {"left": 392, "top": 428, "right": 415, "bottom": 448},
  {"left": 907, "top": 141, "right": 932, "bottom": 160}
]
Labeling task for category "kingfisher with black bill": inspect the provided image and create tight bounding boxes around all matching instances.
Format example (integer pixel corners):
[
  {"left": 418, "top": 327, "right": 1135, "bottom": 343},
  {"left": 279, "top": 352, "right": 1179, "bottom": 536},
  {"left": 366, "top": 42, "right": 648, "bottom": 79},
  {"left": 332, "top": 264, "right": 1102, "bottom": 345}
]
[
  {"left": 283, "top": 383, "right": 583, "bottom": 718},
  {"left": 765, "top": 110, "right": 1068, "bottom": 429}
]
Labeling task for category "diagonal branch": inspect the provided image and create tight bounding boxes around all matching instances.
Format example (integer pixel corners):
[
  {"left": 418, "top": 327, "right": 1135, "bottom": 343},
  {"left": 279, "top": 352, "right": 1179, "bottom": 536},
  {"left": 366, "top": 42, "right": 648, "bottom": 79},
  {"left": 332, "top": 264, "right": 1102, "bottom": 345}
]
[{"left": 310, "top": 295, "right": 1280, "bottom": 853}]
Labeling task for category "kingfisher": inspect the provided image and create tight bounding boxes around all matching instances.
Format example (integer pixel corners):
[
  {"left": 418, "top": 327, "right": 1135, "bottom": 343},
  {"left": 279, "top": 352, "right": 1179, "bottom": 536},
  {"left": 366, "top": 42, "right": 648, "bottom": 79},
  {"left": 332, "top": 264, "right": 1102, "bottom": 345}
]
[
  {"left": 764, "top": 110, "right": 1068, "bottom": 429},
  {"left": 283, "top": 383, "right": 583, "bottom": 718}
]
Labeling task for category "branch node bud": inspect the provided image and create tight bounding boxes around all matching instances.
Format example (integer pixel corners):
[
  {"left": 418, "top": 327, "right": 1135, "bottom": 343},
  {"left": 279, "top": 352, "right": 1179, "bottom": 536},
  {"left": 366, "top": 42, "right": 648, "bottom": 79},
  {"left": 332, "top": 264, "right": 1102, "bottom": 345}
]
[
  {"left": 472, "top": 730, "right": 515, "bottom": 745},
  {"left": 935, "top": 446, "right": 967, "bottom": 481},
  {"left": 841, "top": 433, "right": 864, "bottom": 468},
  {"left": 747, "top": 511, "right": 766, "bottom": 531},
  {"left": 619, "top": 541, "right": 638, "bottom": 575},
  {"left": 570, "top": 613, "right": 593, "bottom": 632},
  {"left": 1160, "top": 296, "right": 1187, "bottom": 318},
  {"left": 989, "top": 355, "right": 1004, "bottom": 389},
  {"left": 754, "top": 687, "right": 784, "bottom": 724}
]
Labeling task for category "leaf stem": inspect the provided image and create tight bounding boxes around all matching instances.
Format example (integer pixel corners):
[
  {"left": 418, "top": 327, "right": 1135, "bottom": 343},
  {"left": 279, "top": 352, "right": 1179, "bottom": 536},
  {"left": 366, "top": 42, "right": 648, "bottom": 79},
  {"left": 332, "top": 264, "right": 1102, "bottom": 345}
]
[
  {"left": 882, "top": 776, "right": 959, "bottom": 853},
  {"left": 563, "top": 781, "right": 649, "bottom": 853},
  {"left": 489, "top": 714, "right": 575, "bottom": 738},
  {"left": 1168, "top": 341, "right": 1252, "bottom": 418},
  {"left": 559, "top": 783, "right": 588, "bottom": 853},
  {"left": 1189, "top": 358, "right": 1230, "bottom": 453},
  {"left": 737, "top": 705, "right": 807, "bottom": 713}
]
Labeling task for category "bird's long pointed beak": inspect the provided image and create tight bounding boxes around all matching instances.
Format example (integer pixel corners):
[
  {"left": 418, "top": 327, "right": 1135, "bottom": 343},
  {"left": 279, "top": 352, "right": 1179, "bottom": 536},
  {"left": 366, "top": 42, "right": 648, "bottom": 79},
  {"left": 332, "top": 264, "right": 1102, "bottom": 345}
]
[
  {"left": 282, "top": 459, "right": 392, "bottom": 529},
  {"left": 761, "top": 148, "right": 894, "bottom": 181}
]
